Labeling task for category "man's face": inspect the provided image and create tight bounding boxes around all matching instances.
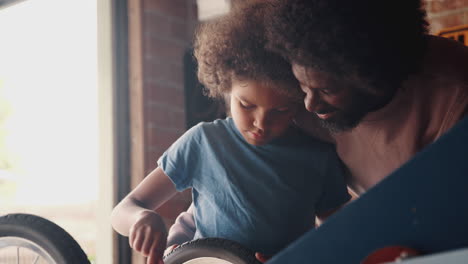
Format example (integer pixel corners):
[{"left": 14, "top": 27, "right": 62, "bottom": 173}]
[{"left": 292, "top": 64, "right": 382, "bottom": 132}]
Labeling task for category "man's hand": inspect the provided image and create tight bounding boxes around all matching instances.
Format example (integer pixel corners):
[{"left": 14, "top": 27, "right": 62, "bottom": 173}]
[
  {"left": 255, "top": 252, "right": 271, "bottom": 263},
  {"left": 128, "top": 210, "right": 167, "bottom": 264}
]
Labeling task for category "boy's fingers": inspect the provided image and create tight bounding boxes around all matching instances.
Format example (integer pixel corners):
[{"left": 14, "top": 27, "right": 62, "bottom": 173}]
[
  {"left": 142, "top": 230, "right": 154, "bottom": 256},
  {"left": 164, "top": 244, "right": 178, "bottom": 256},
  {"left": 132, "top": 233, "right": 143, "bottom": 252},
  {"left": 146, "top": 250, "right": 163, "bottom": 264},
  {"left": 129, "top": 230, "right": 136, "bottom": 248},
  {"left": 146, "top": 254, "right": 157, "bottom": 264},
  {"left": 255, "top": 252, "right": 271, "bottom": 263},
  {"left": 146, "top": 249, "right": 161, "bottom": 264},
  {"left": 147, "top": 236, "right": 166, "bottom": 264}
]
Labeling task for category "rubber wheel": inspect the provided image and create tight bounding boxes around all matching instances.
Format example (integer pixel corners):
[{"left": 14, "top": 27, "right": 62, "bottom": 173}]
[
  {"left": 164, "top": 238, "right": 262, "bottom": 264},
  {"left": 0, "top": 213, "right": 90, "bottom": 264}
]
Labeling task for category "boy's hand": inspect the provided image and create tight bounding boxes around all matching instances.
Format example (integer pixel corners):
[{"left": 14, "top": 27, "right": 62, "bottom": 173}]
[
  {"left": 129, "top": 210, "right": 167, "bottom": 264},
  {"left": 164, "top": 244, "right": 178, "bottom": 256},
  {"left": 255, "top": 252, "right": 271, "bottom": 263}
]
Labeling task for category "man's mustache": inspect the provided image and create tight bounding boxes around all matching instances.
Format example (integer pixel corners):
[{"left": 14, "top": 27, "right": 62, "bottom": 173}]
[{"left": 314, "top": 106, "right": 339, "bottom": 115}]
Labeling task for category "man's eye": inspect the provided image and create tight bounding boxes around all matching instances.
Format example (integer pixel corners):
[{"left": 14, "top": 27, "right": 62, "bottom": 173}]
[
  {"left": 319, "top": 88, "right": 333, "bottom": 95},
  {"left": 275, "top": 107, "right": 290, "bottom": 113},
  {"left": 299, "top": 84, "right": 309, "bottom": 93}
]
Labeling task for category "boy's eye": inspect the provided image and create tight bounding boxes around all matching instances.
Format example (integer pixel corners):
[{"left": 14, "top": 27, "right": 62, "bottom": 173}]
[{"left": 239, "top": 101, "right": 255, "bottom": 109}]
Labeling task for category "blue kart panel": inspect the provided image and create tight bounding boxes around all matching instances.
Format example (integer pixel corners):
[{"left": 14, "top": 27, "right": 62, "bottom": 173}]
[{"left": 268, "top": 117, "right": 468, "bottom": 264}]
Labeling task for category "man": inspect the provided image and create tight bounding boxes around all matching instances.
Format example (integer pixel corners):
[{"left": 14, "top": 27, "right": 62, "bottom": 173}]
[
  {"left": 265, "top": 0, "right": 468, "bottom": 194},
  {"left": 165, "top": 0, "right": 468, "bottom": 258}
]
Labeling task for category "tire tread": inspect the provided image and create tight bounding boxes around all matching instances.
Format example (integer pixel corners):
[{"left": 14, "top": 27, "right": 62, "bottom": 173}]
[
  {"left": 164, "top": 237, "right": 261, "bottom": 264},
  {"left": 0, "top": 213, "right": 90, "bottom": 264}
]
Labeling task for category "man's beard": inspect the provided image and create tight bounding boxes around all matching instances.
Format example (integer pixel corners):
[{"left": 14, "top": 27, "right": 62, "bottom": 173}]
[
  {"left": 317, "top": 90, "right": 391, "bottom": 133},
  {"left": 317, "top": 110, "right": 364, "bottom": 133}
]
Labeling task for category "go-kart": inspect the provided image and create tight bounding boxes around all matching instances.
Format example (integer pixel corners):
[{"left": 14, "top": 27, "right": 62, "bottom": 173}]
[
  {"left": 0, "top": 213, "right": 258, "bottom": 264},
  {"left": 1, "top": 118, "right": 467, "bottom": 264}
]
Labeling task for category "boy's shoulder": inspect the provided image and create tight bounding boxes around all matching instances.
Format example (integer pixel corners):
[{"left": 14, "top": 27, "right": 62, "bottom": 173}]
[
  {"left": 284, "top": 126, "right": 336, "bottom": 151},
  {"left": 167, "top": 118, "right": 234, "bottom": 153},
  {"left": 189, "top": 118, "right": 236, "bottom": 140},
  {"left": 194, "top": 118, "right": 232, "bottom": 133},
  {"left": 266, "top": 126, "right": 339, "bottom": 166},
  {"left": 196, "top": 118, "right": 230, "bottom": 127}
]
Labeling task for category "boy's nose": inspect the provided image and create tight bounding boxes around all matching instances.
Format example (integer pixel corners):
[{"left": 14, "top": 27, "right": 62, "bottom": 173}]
[{"left": 253, "top": 112, "right": 268, "bottom": 131}]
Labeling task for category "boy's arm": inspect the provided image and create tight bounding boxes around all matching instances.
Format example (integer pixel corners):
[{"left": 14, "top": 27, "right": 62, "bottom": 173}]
[
  {"left": 111, "top": 167, "right": 177, "bottom": 235},
  {"left": 111, "top": 167, "right": 178, "bottom": 263},
  {"left": 316, "top": 187, "right": 358, "bottom": 225}
]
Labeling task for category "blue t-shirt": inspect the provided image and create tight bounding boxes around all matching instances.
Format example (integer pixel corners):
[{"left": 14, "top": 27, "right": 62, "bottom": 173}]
[{"left": 158, "top": 118, "right": 350, "bottom": 255}]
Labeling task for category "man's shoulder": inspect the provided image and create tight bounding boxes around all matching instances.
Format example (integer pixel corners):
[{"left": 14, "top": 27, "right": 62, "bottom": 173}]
[
  {"left": 407, "top": 35, "right": 468, "bottom": 110},
  {"left": 420, "top": 35, "right": 468, "bottom": 83}
]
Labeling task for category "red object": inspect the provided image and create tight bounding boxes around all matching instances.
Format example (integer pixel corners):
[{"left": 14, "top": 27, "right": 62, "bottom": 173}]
[{"left": 361, "top": 246, "right": 421, "bottom": 264}]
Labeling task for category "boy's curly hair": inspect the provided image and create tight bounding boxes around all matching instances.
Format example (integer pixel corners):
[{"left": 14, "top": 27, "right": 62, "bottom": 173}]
[
  {"left": 264, "top": 0, "right": 429, "bottom": 93},
  {"left": 194, "top": 1, "right": 302, "bottom": 102}
]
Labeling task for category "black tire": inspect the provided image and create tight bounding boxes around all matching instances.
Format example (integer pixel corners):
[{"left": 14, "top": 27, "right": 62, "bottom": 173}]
[
  {"left": 164, "top": 238, "right": 262, "bottom": 264},
  {"left": 0, "top": 213, "right": 90, "bottom": 264}
]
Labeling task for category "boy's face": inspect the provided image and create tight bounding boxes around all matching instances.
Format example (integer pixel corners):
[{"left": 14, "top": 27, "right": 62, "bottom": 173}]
[{"left": 230, "top": 80, "right": 298, "bottom": 146}]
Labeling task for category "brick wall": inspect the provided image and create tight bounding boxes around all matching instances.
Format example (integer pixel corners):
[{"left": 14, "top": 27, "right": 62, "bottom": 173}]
[
  {"left": 128, "top": 0, "right": 198, "bottom": 263},
  {"left": 425, "top": 0, "right": 468, "bottom": 34},
  {"left": 129, "top": 0, "right": 197, "bottom": 227},
  {"left": 143, "top": 0, "right": 196, "bottom": 219}
]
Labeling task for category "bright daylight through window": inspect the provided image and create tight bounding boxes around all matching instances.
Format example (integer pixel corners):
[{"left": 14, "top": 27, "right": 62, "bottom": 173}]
[{"left": 0, "top": 0, "right": 98, "bottom": 262}]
